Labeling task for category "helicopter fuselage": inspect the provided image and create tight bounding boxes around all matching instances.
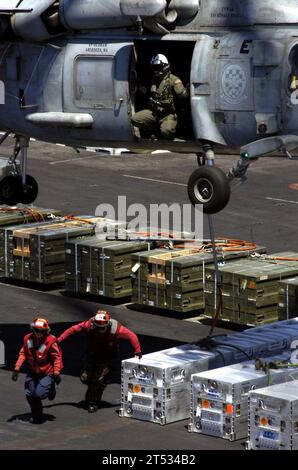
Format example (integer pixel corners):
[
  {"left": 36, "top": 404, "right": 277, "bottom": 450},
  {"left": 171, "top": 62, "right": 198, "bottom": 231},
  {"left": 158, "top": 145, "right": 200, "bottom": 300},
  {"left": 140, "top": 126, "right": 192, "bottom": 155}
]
[
  {"left": 0, "top": 0, "right": 298, "bottom": 212},
  {"left": 0, "top": 28, "right": 297, "bottom": 155}
]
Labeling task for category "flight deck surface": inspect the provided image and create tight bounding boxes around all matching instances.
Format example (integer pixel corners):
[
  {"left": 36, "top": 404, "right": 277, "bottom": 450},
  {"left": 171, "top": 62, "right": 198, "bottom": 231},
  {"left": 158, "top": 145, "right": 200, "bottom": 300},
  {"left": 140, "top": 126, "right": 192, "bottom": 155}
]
[{"left": 0, "top": 137, "right": 298, "bottom": 450}]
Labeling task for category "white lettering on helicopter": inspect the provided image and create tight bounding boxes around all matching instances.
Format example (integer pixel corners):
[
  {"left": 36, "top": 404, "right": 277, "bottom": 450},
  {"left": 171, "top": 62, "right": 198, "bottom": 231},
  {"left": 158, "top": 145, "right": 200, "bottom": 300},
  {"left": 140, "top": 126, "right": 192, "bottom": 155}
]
[
  {"left": 211, "top": 7, "right": 242, "bottom": 18},
  {"left": 85, "top": 43, "right": 109, "bottom": 54},
  {"left": 240, "top": 40, "right": 252, "bottom": 54},
  {"left": 0, "top": 80, "right": 4, "bottom": 105}
]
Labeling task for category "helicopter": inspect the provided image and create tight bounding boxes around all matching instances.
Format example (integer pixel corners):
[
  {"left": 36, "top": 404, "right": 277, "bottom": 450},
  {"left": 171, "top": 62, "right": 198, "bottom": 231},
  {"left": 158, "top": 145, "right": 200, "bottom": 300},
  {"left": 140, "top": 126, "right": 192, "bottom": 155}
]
[{"left": 0, "top": 0, "right": 298, "bottom": 213}]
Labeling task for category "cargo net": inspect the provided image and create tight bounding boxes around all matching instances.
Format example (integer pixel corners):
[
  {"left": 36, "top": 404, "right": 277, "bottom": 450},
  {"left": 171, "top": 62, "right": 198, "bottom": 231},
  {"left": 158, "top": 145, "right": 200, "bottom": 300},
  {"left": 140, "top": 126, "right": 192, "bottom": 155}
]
[
  {"left": 63, "top": 215, "right": 98, "bottom": 225},
  {"left": 124, "top": 232, "right": 259, "bottom": 253},
  {"left": 0, "top": 206, "right": 47, "bottom": 222},
  {"left": 173, "top": 238, "right": 258, "bottom": 253}
]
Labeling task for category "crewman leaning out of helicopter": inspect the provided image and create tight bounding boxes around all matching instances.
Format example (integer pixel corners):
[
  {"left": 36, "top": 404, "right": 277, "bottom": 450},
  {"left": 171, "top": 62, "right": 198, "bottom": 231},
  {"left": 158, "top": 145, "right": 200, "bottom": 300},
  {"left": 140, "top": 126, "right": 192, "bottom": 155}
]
[
  {"left": 57, "top": 310, "right": 142, "bottom": 413},
  {"left": 131, "top": 54, "right": 189, "bottom": 140},
  {"left": 12, "top": 317, "right": 63, "bottom": 424}
]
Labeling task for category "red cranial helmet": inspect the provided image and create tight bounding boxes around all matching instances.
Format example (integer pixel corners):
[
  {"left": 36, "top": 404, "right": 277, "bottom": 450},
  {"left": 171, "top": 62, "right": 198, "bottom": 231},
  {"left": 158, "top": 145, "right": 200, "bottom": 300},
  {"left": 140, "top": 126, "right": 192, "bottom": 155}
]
[
  {"left": 31, "top": 317, "right": 50, "bottom": 337},
  {"left": 93, "top": 310, "right": 111, "bottom": 331}
]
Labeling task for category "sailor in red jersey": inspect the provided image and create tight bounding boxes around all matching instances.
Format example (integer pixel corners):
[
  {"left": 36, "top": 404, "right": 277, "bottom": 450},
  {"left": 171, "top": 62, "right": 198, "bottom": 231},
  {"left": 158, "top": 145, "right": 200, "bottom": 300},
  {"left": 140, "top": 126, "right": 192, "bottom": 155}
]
[
  {"left": 58, "top": 310, "right": 142, "bottom": 413},
  {"left": 12, "top": 317, "right": 63, "bottom": 424}
]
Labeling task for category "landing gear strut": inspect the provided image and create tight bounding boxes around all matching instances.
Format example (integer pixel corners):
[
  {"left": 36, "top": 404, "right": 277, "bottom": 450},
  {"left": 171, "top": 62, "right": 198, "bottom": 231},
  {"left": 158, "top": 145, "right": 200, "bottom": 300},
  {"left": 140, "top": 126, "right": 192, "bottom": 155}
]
[
  {"left": 187, "top": 143, "right": 230, "bottom": 214},
  {"left": 0, "top": 134, "right": 38, "bottom": 205}
]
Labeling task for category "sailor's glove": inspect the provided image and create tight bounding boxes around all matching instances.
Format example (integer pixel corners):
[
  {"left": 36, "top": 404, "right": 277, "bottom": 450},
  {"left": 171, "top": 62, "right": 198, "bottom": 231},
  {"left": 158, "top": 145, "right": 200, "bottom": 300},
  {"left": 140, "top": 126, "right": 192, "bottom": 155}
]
[
  {"left": 53, "top": 374, "right": 61, "bottom": 385},
  {"left": 135, "top": 352, "right": 142, "bottom": 360},
  {"left": 149, "top": 97, "right": 161, "bottom": 110},
  {"left": 11, "top": 370, "right": 19, "bottom": 382}
]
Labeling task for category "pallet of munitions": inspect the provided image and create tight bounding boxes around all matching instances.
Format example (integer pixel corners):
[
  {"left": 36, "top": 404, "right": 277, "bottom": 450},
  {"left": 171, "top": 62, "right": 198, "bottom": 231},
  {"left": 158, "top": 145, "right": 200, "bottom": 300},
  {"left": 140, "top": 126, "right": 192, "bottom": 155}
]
[
  {"left": 0, "top": 216, "right": 108, "bottom": 284},
  {"left": 65, "top": 238, "right": 150, "bottom": 298},
  {"left": 189, "top": 351, "right": 298, "bottom": 441},
  {"left": 0, "top": 205, "right": 62, "bottom": 227},
  {"left": 131, "top": 244, "right": 266, "bottom": 313},
  {"left": 247, "top": 380, "right": 298, "bottom": 450},
  {"left": 278, "top": 277, "right": 298, "bottom": 320},
  {"left": 205, "top": 252, "right": 298, "bottom": 326},
  {"left": 120, "top": 317, "right": 298, "bottom": 425}
]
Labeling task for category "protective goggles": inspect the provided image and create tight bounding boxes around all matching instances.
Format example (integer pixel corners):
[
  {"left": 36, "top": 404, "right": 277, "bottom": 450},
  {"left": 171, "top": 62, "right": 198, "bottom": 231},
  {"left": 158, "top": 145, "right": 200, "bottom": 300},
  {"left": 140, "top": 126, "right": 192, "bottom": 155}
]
[
  {"left": 95, "top": 324, "right": 109, "bottom": 331},
  {"left": 32, "top": 327, "right": 47, "bottom": 335}
]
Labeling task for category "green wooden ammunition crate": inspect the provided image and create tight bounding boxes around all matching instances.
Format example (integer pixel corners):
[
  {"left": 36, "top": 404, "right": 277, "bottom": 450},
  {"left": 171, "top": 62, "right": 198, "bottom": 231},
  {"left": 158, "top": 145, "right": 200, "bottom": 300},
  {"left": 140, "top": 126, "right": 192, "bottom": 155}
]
[
  {"left": 242, "top": 310, "right": 278, "bottom": 326},
  {"left": 131, "top": 245, "right": 266, "bottom": 314},
  {"left": 1, "top": 216, "right": 105, "bottom": 284},
  {"left": 65, "top": 237, "right": 149, "bottom": 298},
  {"left": 148, "top": 286, "right": 167, "bottom": 309},
  {"left": 0, "top": 206, "right": 62, "bottom": 277},
  {"left": 204, "top": 306, "right": 278, "bottom": 326},
  {"left": 166, "top": 290, "right": 205, "bottom": 313},
  {"left": 0, "top": 205, "right": 61, "bottom": 227},
  {"left": 205, "top": 252, "right": 298, "bottom": 325},
  {"left": 132, "top": 246, "right": 266, "bottom": 289},
  {"left": 205, "top": 290, "right": 278, "bottom": 312},
  {"left": 79, "top": 276, "right": 133, "bottom": 298},
  {"left": 132, "top": 288, "right": 148, "bottom": 305},
  {"left": 206, "top": 253, "right": 298, "bottom": 293},
  {"left": 205, "top": 305, "right": 237, "bottom": 323},
  {"left": 141, "top": 287, "right": 205, "bottom": 313}
]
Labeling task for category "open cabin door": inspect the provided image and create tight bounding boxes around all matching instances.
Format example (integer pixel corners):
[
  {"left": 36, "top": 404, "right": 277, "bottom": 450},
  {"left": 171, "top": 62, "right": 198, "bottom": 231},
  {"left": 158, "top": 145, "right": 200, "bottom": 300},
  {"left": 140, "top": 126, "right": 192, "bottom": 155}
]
[{"left": 63, "top": 40, "right": 134, "bottom": 141}]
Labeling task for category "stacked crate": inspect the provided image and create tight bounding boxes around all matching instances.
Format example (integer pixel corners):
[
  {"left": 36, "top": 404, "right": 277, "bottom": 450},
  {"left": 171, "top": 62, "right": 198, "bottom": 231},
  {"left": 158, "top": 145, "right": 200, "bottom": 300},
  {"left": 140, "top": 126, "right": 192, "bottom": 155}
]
[
  {"left": 65, "top": 238, "right": 149, "bottom": 298},
  {"left": 278, "top": 277, "right": 298, "bottom": 320},
  {"left": 0, "top": 216, "right": 106, "bottom": 284},
  {"left": 248, "top": 380, "right": 298, "bottom": 450},
  {"left": 189, "top": 351, "right": 298, "bottom": 441},
  {"left": 0, "top": 205, "right": 61, "bottom": 227},
  {"left": 120, "top": 318, "right": 298, "bottom": 425},
  {"left": 0, "top": 205, "right": 62, "bottom": 277},
  {"left": 205, "top": 252, "right": 298, "bottom": 326},
  {"left": 131, "top": 246, "right": 266, "bottom": 313}
]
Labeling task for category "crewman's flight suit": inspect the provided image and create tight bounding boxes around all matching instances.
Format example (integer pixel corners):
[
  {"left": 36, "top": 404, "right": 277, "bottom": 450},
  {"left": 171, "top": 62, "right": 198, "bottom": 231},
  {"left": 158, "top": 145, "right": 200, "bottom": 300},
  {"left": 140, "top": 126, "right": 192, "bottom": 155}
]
[{"left": 131, "top": 72, "right": 188, "bottom": 139}]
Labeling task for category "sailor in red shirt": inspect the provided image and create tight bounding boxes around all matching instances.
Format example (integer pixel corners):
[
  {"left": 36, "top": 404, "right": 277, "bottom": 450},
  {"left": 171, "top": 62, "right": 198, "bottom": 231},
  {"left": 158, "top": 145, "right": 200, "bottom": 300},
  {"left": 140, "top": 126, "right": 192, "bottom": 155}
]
[
  {"left": 58, "top": 310, "right": 142, "bottom": 413},
  {"left": 12, "top": 317, "right": 63, "bottom": 424}
]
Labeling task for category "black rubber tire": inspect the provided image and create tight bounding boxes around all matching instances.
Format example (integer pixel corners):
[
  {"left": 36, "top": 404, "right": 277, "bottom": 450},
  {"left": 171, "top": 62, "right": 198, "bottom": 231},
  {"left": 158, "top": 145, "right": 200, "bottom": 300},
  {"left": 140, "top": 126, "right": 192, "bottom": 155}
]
[
  {"left": 20, "top": 175, "right": 39, "bottom": 204},
  {"left": 0, "top": 176, "right": 22, "bottom": 206},
  {"left": 187, "top": 166, "right": 231, "bottom": 214}
]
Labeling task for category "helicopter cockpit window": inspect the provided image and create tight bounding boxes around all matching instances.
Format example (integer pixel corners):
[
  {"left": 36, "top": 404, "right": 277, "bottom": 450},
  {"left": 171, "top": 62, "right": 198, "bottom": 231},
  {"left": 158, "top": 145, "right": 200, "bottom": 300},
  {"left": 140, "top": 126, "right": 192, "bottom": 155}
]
[{"left": 74, "top": 56, "right": 115, "bottom": 109}]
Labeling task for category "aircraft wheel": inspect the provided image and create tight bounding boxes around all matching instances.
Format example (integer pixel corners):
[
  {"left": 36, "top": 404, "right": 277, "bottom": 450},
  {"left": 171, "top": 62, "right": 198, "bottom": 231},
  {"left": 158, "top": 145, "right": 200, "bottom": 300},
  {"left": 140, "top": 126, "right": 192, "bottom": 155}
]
[
  {"left": 0, "top": 176, "right": 22, "bottom": 206},
  {"left": 20, "top": 175, "right": 39, "bottom": 204},
  {"left": 187, "top": 166, "right": 230, "bottom": 214}
]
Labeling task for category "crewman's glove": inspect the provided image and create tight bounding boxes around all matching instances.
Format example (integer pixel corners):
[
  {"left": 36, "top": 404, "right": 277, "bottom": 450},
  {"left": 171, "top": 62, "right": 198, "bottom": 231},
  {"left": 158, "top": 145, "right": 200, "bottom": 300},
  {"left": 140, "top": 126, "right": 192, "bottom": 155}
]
[
  {"left": 135, "top": 352, "right": 142, "bottom": 360},
  {"left": 11, "top": 370, "right": 19, "bottom": 382},
  {"left": 80, "top": 371, "right": 88, "bottom": 383},
  {"left": 53, "top": 374, "right": 61, "bottom": 385},
  {"left": 149, "top": 97, "right": 161, "bottom": 110}
]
